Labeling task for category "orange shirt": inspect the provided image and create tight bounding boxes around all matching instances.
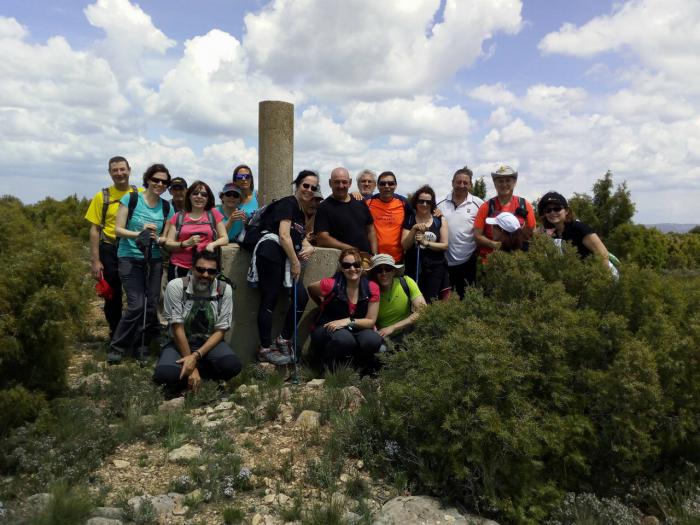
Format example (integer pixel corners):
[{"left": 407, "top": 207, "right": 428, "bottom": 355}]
[
  {"left": 367, "top": 197, "right": 406, "bottom": 261},
  {"left": 474, "top": 195, "right": 536, "bottom": 259}
]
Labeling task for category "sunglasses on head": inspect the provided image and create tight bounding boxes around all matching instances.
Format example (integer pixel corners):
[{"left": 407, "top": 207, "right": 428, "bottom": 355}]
[
  {"left": 416, "top": 199, "right": 432, "bottom": 206},
  {"left": 378, "top": 180, "right": 396, "bottom": 187},
  {"left": 195, "top": 266, "right": 218, "bottom": 276},
  {"left": 545, "top": 206, "right": 564, "bottom": 213},
  {"left": 150, "top": 177, "right": 170, "bottom": 186},
  {"left": 301, "top": 182, "right": 319, "bottom": 191},
  {"left": 224, "top": 191, "right": 241, "bottom": 198},
  {"left": 234, "top": 173, "right": 252, "bottom": 180},
  {"left": 340, "top": 261, "right": 362, "bottom": 270},
  {"left": 192, "top": 190, "right": 209, "bottom": 197}
]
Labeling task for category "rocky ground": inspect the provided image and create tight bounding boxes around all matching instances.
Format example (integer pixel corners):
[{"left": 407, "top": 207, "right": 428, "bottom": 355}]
[{"left": 1, "top": 298, "right": 499, "bottom": 525}]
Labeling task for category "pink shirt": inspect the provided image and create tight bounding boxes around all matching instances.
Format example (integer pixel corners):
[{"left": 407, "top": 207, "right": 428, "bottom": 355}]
[
  {"left": 319, "top": 278, "right": 380, "bottom": 315},
  {"left": 169, "top": 209, "right": 224, "bottom": 269}
]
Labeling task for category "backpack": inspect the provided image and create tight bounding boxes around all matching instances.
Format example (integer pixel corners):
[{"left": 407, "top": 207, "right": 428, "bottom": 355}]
[
  {"left": 487, "top": 196, "right": 528, "bottom": 223},
  {"left": 239, "top": 199, "right": 281, "bottom": 252},
  {"left": 174, "top": 209, "right": 217, "bottom": 240},
  {"left": 180, "top": 275, "right": 227, "bottom": 314},
  {"left": 99, "top": 185, "right": 137, "bottom": 241}
]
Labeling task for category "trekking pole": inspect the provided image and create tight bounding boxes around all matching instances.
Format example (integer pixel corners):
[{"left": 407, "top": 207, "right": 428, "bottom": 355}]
[
  {"left": 415, "top": 244, "right": 421, "bottom": 283},
  {"left": 291, "top": 278, "right": 300, "bottom": 385},
  {"left": 137, "top": 232, "right": 154, "bottom": 366}
]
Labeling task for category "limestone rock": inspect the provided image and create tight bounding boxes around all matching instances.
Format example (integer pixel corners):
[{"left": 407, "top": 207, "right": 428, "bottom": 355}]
[
  {"left": 91, "top": 507, "right": 123, "bottom": 520},
  {"left": 158, "top": 397, "right": 185, "bottom": 413},
  {"left": 296, "top": 410, "right": 321, "bottom": 429},
  {"left": 167, "top": 444, "right": 202, "bottom": 462},
  {"left": 127, "top": 493, "right": 183, "bottom": 517},
  {"left": 26, "top": 493, "right": 51, "bottom": 511},
  {"left": 343, "top": 386, "right": 366, "bottom": 410},
  {"left": 112, "top": 459, "right": 130, "bottom": 469},
  {"left": 86, "top": 518, "right": 122, "bottom": 525},
  {"left": 641, "top": 517, "right": 661, "bottom": 525},
  {"left": 214, "top": 400, "right": 234, "bottom": 411},
  {"left": 372, "top": 496, "right": 500, "bottom": 525},
  {"left": 307, "top": 378, "right": 325, "bottom": 388}
]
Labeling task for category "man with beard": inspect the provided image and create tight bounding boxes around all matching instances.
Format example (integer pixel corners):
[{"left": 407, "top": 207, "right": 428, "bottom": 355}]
[{"left": 153, "top": 250, "right": 241, "bottom": 391}]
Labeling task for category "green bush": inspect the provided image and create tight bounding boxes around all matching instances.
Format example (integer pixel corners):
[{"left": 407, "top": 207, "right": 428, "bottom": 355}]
[
  {"left": 0, "top": 385, "right": 47, "bottom": 432},
  {"left": 0, "top": 197, "right": 89, "bottom": 433},
  {"left": 360, "top": 239, "right": 700, "bottom": 524}
]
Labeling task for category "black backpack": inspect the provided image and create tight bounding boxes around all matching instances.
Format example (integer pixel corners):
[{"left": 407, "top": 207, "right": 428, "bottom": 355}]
[{"left": 239, "top": 199, "right": 281, "bottom": 252}]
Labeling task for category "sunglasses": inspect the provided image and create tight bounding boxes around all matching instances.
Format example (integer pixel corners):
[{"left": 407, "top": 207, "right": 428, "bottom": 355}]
[
  {"left": 416, "top": 199, "right": 432, "bottom": 206},
  {"left": 234, "top": 173, "right": 252, "bottom": 180},
  {"left": 195, "top": 266, "right": 218, "bottom": 276},
  {"left": 378, "top": 180, "right": 396, "bottom": 187},
  {"left": 373, "top": 265, "right": 395, "bottom": 274},
  {"left": 192, "top": 191, "right": 209, "bottom": 197},
  {"left": 224, "top": 191, "right": 241, "bottom": 198},
  {"left": 340, "top": 261, "right": 362, "bottom": 270},
  {"left": 301, "top": 182, "right": 319, "bottom": 192},
  {"left": 150, "top": 177, "right": 170, "bottom": 186},
  {"left": 545, "top": 206, "right": 564, "bottom": 213}
]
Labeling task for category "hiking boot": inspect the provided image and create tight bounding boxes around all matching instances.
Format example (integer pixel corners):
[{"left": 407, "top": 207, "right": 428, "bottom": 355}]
[
  {"left": 106, "top": 349, "right": 124, "bottom": 365},
  {"left": 272, "top": 335, "right": 295, "bottom": 362},
  {"left": 257, "top": 346, "right": 292, "bottom": 366}
]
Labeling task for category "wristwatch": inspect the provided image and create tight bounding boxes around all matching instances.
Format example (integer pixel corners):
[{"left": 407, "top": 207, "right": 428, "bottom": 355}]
[{"left": 347, "top": 317, "right": 356, "bottom": 331}]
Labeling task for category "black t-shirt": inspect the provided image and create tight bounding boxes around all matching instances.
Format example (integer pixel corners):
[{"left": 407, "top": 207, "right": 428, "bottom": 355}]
[
  {"left": 257, "top": 195, "right": 306, "bottom": 263},
  {"left": 403, "top": 214, "right": 446, "bottom": 272},
  {"left": 314, "top": 197, "right": 374, "bottom": 253},
  {"left": 559, "top": 220, "right": 595, "bottom": 258}
]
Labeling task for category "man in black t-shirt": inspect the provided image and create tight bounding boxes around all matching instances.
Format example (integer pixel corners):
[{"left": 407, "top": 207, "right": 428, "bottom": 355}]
[{"left": 314, "top": 167, "right": 377, "bottom": 254}]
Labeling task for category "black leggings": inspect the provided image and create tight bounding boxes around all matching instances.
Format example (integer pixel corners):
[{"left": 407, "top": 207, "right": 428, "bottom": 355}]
[
  {"left": 311, "top": 326, "right": 384, "bottom": 374},
  {"left": 256, "top": 255, "right": 309, "bottom": 348}
]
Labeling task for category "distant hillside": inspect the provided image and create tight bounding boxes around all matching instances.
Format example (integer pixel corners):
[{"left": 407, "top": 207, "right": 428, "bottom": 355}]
[{"left": 646, "top": 223, "right": 698, "bottom": 233}]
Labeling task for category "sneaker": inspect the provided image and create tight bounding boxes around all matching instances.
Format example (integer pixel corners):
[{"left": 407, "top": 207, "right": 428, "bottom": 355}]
[
  {"left": 257, "top": 346, "right": 292, "bottom": 366},
  {"left": 106, "top": 349, "right": 123, "bottom": 365},
  {"left": 272, "top": 336, "right": 295, "bottom": 361}
]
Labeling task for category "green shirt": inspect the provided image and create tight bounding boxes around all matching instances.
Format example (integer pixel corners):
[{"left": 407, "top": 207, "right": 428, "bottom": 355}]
[{"left": 376, "top": 276, "right": 422, "bottom": 329}]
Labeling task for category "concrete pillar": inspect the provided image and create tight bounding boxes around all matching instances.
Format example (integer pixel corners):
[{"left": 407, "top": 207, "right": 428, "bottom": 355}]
[{"left": 258, "top": 101, "right": 294, "bottom": 205}]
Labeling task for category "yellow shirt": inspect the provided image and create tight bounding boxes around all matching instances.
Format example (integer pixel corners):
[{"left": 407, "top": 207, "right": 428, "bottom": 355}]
[{"left": 84, "top": 185, "right": 141, "bottom": 243}]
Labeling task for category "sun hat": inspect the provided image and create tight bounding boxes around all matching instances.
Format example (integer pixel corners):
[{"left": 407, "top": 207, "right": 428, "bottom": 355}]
[
  {"left": 537, "top": 191, "right": 568, "bottom": 216},
  {"left": 485, "top": 212, "right": 522, "bottom": 233},
  {"left": 491, "top": 165, "right": 518, "bottom": 179},
  {"left": 369, "top": 254, "right": 404, "bottom": 272}
]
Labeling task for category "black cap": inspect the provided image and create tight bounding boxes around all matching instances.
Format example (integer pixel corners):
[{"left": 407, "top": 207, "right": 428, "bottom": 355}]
[
  {"left": 538, "top": 191, "right": 568, "bottom": 215},
  {"left": 170, "top": 177, "right": 187, "bottom": 189}
]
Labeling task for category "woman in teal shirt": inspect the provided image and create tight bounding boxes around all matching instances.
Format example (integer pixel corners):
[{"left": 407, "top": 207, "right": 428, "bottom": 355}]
[
  {"left": 108, "top": 163, "right": 173, "bottom": 363},
  {"left": 232, "top": 164, "right": 259, "bottom": 223}
]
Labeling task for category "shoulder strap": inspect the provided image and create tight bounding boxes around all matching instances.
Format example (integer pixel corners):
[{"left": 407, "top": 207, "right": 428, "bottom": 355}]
[
  {"left": 518, "top": 197, "right": 528, "bottom": 219},
  {"left": 100, "top": 188, "right": 110, "bottom": 230},
  {"left": 175, "top": 211, "right": 185, "bottom": 238},
  {"left": 160, "top": 200, "right": 171, "bottom": 234},
  {"left": 125, "top": 191, "right": 139, "bottom": 227},
  {"left": 206, "top": 210, "right": 217, "bottom": 239},
  {"left": 487, "top": 197, "right": 497, "bottom": 217},
  {"left": 398, "top": 276, "right": 410, "bottom": 299}
]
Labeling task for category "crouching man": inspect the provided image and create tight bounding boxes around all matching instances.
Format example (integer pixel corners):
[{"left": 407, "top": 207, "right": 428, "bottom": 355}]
[{"left": 153, "top": 250, "right": 242, "bottom": 391}]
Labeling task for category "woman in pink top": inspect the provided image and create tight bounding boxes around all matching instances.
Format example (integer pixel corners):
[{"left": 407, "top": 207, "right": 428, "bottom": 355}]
[{"left": 164, "top": 180, "right": 228, "bottom": 279}]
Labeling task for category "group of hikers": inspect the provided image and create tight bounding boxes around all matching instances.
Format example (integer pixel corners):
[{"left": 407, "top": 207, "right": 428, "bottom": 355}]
[{"left": 86, "top": 157, "right": 612, "bottom": 391}]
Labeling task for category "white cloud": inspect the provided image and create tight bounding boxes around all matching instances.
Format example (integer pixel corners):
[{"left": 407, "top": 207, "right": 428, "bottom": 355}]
[
  {"left": 144, "top": 30, "right": 300, "bottom": 136},
  {"left": 469, "top": 83, "right": 517, "bottom": 106},
  {"left": 84, "top": 0, "right": 176, "bottom": 82},
  {"left": 243, "top": 0, "right": 522, "bottom": 100},
  {"left": 538, "top": 0, "right": 700, "bottom": 80},
  {"left": 343, "top": 97, "right": 472, "bottom": 139},
  {"left": 296, "top": 106, "right": 365, "bottom": 156}
]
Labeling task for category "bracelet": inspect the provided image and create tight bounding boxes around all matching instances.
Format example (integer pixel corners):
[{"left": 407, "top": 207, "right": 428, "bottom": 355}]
[{"left": 193, "top": 350, "right": 201, "bottom": 361}]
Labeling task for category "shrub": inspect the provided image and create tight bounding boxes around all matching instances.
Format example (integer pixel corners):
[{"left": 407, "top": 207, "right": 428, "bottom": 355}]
[
  {"left": 28, "top": 482, "right": 95, "bottom": 525},
  {"left": 365, "top": 240, "right": 700, "bottom": 524},
  {"left": 0, "top": 198, "right": 89, "bottom": 434}
]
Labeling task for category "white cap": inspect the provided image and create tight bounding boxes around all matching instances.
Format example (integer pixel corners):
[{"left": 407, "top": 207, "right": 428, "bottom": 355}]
[{"left": 485, "top": 212, "right": 521, "bottom": 233}]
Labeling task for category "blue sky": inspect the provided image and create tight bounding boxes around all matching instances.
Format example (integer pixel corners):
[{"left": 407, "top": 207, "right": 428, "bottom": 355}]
[{"left": 1, "top": 0, "right": 698, "bottom": 224}]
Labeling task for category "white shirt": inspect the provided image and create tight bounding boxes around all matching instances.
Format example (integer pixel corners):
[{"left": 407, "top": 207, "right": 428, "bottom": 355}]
[{"left": 437, "top": 192, "right": 484, "bottom": 266}]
